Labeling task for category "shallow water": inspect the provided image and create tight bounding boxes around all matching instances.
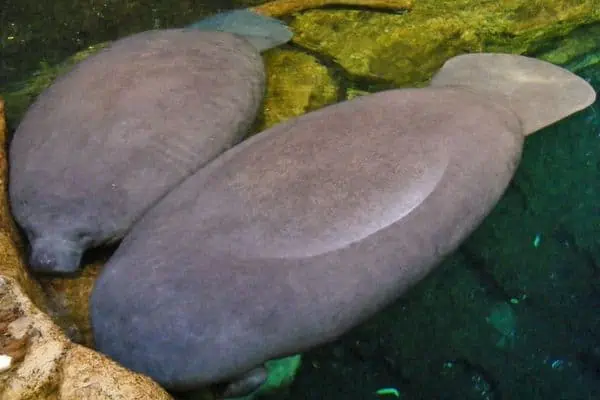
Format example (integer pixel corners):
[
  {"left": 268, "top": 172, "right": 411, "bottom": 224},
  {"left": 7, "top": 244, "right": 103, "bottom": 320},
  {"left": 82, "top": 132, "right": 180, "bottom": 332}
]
[{"left": 1, "top": 1, "right": 600, "bottom": 399}]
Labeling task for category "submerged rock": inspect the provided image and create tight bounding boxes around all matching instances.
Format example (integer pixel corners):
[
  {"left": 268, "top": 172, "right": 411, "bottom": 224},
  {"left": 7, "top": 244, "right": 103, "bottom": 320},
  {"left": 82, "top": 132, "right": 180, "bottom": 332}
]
[
  {"left": 289, "top": 0, "right": 600, "bottom": 86},
  {"left": 0, "top": 276, "right": 174, "bottom": 400},
  {"left": 536, "top": 23, "right": 600, "bottom": 72}
]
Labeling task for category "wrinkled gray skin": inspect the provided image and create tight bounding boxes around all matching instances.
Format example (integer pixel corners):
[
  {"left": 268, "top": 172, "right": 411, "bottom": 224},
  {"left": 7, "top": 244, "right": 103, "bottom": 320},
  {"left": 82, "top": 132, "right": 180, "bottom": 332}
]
[
  {"left": 90, "top": 54, "right": 596, "bottom": 397},
  {"left": 9, "top": 29, "right": 267, "bottom": 275}
]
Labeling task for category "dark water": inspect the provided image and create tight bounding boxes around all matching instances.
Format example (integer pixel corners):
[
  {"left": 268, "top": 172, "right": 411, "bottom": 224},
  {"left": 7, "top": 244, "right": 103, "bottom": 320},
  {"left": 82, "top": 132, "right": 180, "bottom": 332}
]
[
  {"left": 1, "top": 2, "right": 600, "bottom": 400},
  {"left": 0, "top": 0, "right": 252, "bottom": 88}
]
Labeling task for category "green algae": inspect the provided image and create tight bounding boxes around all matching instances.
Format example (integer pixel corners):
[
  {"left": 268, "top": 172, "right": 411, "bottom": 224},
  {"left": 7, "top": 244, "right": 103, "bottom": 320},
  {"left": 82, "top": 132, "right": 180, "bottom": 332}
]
[
  {"left": 259, "top": 49, "right": 339, "bottom": 130},
  {"left": 289, "top": 0, "right": 600, "bottom": 87},
  {"left": 536, "top": 23, "right": 600, "bottom": 71}
]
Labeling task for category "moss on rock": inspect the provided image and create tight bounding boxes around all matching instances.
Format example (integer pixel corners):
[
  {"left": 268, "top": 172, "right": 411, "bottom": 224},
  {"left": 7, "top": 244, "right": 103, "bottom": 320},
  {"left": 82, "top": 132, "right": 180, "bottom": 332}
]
[
  {"left": 260, "top": 49, "right": 339, "bottom": 130},
  {"left": 289, "top": 0, "right": 600, "bottom": 86},
  {"left": 536, "top": 23, "right": 600, "bottom": 71}
]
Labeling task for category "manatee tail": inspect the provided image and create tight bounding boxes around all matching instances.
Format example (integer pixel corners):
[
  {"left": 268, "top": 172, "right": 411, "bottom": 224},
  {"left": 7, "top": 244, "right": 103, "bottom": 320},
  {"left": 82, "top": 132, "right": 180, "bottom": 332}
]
[
  {"left": 429, "top": 53, "right": 597, "bottom": 135},
  {"left": 187, "top": 9, "right": 293, "bottom": 52}
]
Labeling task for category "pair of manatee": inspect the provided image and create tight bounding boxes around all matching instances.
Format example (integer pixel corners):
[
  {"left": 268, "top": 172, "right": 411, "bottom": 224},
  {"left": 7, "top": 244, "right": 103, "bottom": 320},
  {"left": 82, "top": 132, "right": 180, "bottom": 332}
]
[{"left": 8, "top": 7, "right": 597, "bottom": 400}]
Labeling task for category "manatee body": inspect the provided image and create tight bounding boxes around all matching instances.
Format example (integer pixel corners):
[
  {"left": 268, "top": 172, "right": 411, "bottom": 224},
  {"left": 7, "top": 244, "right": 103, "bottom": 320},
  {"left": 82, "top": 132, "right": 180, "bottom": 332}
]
[
  {"left": 9, "top": 10, "right": 292, "bottom": 275},
  {"left": 90, "top": 54, "right": 596, "bottom": 396}
]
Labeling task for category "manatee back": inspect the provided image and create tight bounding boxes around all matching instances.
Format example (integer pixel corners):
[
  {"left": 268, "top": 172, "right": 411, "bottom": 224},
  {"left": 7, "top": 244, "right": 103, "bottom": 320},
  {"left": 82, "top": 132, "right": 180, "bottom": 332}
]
[
  {"left": 9, "top": 29, "right": 265, "bottom": 271},
  {"left": 91, "top": 87, "right": 525, "bottom": 390}
]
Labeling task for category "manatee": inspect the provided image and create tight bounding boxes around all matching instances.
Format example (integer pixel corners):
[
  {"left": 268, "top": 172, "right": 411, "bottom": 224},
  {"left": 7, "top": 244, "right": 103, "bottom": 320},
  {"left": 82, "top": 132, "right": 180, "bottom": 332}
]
[
  {"left": 90, "top": 53, "right": 596, "bottom": 397},
  {"left": 7, "top": 9, "right": 292, "bottom": 275}
]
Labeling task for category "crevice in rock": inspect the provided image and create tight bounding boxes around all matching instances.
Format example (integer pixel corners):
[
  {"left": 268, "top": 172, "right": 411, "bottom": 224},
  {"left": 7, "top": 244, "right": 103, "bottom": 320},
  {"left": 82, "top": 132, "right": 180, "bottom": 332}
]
[
  {"left": 282, "top": 41, "right": 398, "bottom": 101},
  {"left": 253, "top": 0, "right": 413, "bottom": 19},
  {"left": 302, "top": 5, "right": 410, "bottom": 15}
]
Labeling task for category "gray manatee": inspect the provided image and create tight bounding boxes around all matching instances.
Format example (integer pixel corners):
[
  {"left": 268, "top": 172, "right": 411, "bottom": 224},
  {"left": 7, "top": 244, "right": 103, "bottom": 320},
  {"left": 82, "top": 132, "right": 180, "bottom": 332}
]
[
  {"left": 90, "top": 53, "right": 596, "bottom": 397},
  {"left": 8, "top": 9, "right": 292, "bottom": 275}
]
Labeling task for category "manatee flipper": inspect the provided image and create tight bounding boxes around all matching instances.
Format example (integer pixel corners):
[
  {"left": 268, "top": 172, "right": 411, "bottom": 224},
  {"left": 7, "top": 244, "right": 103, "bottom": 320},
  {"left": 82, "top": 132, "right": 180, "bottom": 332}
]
[
  {"left": 187, "top": 9, "right": 293, "bottom": 52},
  {"left": 28, "top": 236, "right": 84, "bottom": 275},
  {"left": 429, "top": 53, "right": 597, "bottom": 135},
  {"left": 218, "top": 366, "right": 268, "bottom": 399}
]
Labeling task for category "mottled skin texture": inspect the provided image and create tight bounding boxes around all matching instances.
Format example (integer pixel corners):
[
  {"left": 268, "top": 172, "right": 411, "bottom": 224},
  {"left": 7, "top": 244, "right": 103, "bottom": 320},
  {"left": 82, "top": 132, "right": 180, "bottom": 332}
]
[
  {"left": 91, "top": 87, "right": 524, "bottom": 392},
  {"left": 8, "top": 29, "right": 265, "bottom": 274},
  {"left": 91, "top": 53, "right": 596, "bottom": 396}
]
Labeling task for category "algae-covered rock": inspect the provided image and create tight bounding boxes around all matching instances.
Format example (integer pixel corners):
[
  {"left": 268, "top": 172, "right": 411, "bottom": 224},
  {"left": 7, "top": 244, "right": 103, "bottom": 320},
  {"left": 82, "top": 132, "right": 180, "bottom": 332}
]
[
  {"left": 345, "top": 88, "right": 371, "bottom": 100},
  {"left": 260, "top": 49, "right": 339, "bottom": 129},
  {"left": 0, "top": 276, "right": 174, "bottom": 400},
  {"left": 536, "top": 23, "right": 600, "bottom": 72},
  {"left": 289, "top": 0, "right": 600, "bottom": 86}
]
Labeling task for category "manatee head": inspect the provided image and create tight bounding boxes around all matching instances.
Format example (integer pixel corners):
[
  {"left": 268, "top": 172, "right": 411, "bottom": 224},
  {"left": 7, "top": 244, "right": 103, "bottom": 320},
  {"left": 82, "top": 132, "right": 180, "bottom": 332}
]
[{"left": 9, "top": 191, "right": 112, "bottom": 276}]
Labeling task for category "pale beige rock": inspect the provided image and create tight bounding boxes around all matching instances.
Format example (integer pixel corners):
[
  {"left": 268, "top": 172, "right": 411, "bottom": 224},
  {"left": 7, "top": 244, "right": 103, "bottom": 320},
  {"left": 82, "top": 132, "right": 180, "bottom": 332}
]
[
  {"left": 0, "top": 275, "right": 174, "bottom": 400},
  {"left": 288, "top": 0, "right": 600, "bottom": 86}
]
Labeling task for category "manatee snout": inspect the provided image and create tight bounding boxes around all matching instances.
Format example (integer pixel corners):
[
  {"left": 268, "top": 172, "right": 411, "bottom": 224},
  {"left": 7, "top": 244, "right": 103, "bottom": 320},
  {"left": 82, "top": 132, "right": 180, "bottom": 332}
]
[{"left": 28, "top": 238, "right": 83, "bottom": 275}]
